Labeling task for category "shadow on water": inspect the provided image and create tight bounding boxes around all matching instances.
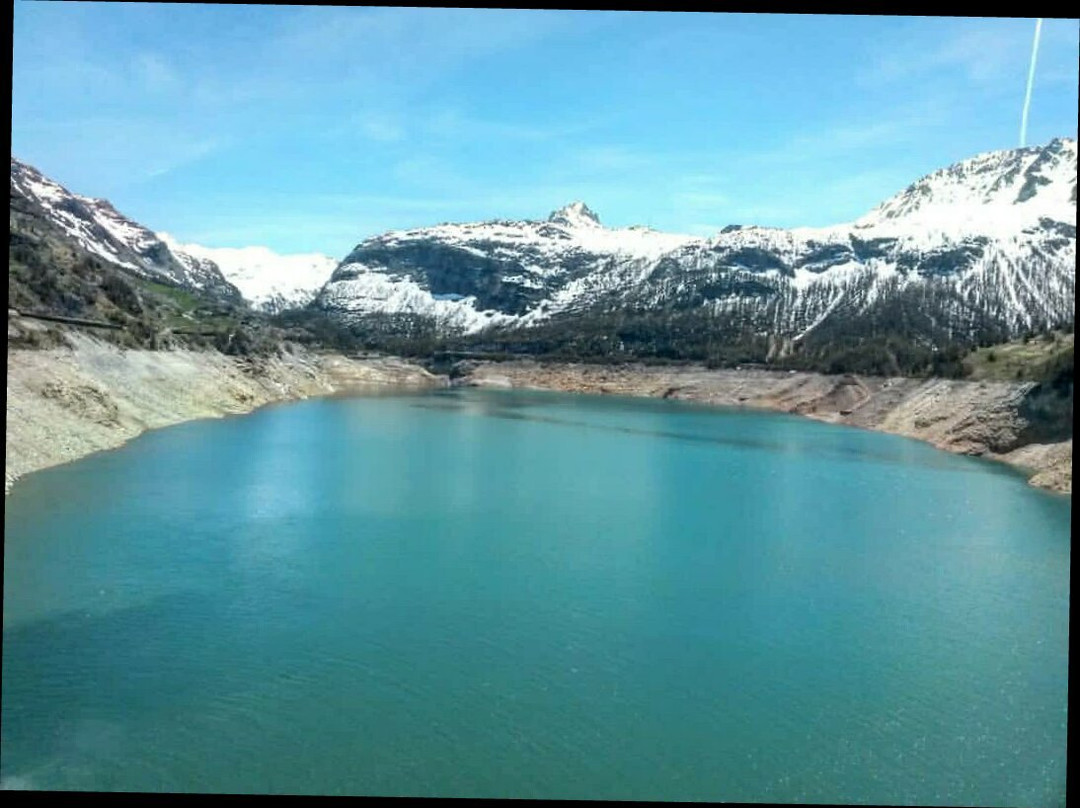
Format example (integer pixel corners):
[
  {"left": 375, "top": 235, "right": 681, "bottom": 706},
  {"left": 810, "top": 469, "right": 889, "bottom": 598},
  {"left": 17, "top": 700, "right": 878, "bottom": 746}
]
[{"left": 409, "top": 390, "right": 1001, "bottom": 478}]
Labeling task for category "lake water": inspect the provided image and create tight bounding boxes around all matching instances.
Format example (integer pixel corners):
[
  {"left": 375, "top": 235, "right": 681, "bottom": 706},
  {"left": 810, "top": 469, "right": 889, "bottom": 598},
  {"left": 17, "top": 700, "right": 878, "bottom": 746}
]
[{"left": 2, "top": 388, "right": 1070, "bottom": 802}]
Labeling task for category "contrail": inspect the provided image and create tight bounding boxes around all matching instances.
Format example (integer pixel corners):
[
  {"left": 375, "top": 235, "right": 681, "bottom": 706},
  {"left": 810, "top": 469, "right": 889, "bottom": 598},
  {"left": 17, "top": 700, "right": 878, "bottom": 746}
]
[{"left": 1020, "top": 18, "right": 1043, "bottom": 147}]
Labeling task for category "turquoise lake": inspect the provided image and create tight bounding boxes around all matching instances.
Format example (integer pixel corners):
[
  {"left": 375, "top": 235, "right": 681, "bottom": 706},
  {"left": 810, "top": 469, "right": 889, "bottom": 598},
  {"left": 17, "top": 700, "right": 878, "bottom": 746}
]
[{"left": 1, "top": 388, "right": 1070, "bottom": 802}]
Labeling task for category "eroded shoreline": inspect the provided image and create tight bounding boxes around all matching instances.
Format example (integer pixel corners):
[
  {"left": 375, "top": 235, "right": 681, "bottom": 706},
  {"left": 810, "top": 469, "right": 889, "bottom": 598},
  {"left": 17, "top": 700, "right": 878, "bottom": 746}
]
[
  {"left": 5, "top": 333, "right": 445, "bottom": 494},
  {"left": 6, "top": 340, "right": 1071, "bottom": 496}
]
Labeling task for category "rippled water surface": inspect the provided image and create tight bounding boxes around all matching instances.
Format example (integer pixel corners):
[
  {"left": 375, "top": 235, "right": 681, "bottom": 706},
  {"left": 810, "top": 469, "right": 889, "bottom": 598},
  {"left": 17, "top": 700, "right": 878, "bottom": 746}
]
[{"left": 2, "top": 389, "right": 1070, "bottom": 802}]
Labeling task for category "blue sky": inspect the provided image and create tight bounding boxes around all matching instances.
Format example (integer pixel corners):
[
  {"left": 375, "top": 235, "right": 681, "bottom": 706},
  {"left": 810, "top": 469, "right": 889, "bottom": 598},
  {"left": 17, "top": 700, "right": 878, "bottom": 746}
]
[{"left": 11, "top": 5, "right": 1080, "bottom": 256}]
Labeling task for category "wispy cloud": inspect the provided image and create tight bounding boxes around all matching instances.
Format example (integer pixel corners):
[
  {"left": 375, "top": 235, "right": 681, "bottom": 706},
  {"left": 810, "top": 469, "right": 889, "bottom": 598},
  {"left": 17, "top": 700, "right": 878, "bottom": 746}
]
[
  {"left": 142, "top": 138, "right": 223, "bottom": 182},
  {"left": 718, "top": 168, "right": 914, "bottom": 230},
  {"left": 1020, "top": 19, "right": 1044, "bottom": 147},
  {"left": 859, "top": 21, "right": 1030, "bottom": 88},
  {"left": 392, "top": 155, "right": 471, "bottom": 190},
  {"left": 672, "top": 191, "right": 731, "bottom": 209},
  {"left": 358, "top": 116, "right": 405, "bottom": 143},
  {"left": 743, "top": 113, "right": 937, "bottom": 170},
  {"left": 18, "top": 117, "right": 227, "bottom": 188},
  {"left": 268, "top": 7, "right": 575, "bottom": 97},
  {"left": 569, "top": 145, "right": 654, "bottom": 173}
]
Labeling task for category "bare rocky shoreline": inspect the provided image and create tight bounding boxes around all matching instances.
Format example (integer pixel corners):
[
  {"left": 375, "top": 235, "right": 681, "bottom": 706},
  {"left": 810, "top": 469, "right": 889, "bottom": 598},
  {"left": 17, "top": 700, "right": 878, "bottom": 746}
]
[
  {"left": 5, "top": 332, "right": 444, "bottom": 493},
  {"left": 5, "top": 336, "right": 1071, "bottom": 496},
  {"left": 457, "top": 360, "right": 1072, "bottom": 495}
]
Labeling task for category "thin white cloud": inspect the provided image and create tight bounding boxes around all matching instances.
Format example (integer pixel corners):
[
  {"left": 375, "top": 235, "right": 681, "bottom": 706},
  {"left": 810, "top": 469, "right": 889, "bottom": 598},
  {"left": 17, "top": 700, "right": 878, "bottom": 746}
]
[
  {"left": 16, "top": 117, "right": 227, "bottom": 188},
  {"left": 743, "top": 117, "right": 923, "bottom": 168},
  {"left": 673, "top": 191, "right": 731, "bottom": 208},
  {"left": 570, "top": 145, "right": 652, "bottom": 173},
  {"left": 1020, "top": 19, "right": 1043, "bottom": 147},
  {"left": 142, "top": 138, "right": 223, "bottom": 182},
  {"left": 267, "top": 7, "right": 576, "bottom": 97},
  {"left": 356, "top": 115, "right": 405, "bottom": 143},
  {"left": 392, "top": 155, "right": 471, "bottom": 190},
  {"left": 860, "top": 21, "right": 1029, "bottom": 87},
  {"left": 720, "top": 168, "right": 914, "bottom": 229}
]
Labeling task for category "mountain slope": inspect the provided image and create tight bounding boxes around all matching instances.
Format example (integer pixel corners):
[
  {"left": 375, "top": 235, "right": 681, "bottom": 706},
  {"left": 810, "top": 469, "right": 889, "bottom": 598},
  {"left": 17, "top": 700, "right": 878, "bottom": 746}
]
[
  {"left": 317, "top": 201, "right": 699, "bottom": 332},
  {"left": 10, "top": 158, "right": 242, "bottom": 303},
  {"left": 10, "top": 157, "right": 343, "bottom": 315},
  {"left": 315, "top": 138, "right": 1077, "bottom": 346}
]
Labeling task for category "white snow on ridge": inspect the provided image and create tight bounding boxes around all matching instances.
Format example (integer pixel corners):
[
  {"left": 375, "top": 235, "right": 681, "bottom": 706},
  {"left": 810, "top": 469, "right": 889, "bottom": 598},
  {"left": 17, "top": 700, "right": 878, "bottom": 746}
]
[
  {"left": 11, "top": 157, "right": 236, "bottom": 294},
  {"left": 319, "top": 265, "right": 515, "bottom": 333},
  {"left": 380, "top": 208, "right": 702, "bottom": 265},
  {"left": 157, "top": 234, "right": 339, "bottom": 311},
  {"left": 13, "top": 137, "right": 1077, "bottom": 336},
  {"left": 318, "top": 138, "right": 1077, "bottom": 337},
  {"left": 318, "top": 201, "right": 707, "bottom": 330},
  {"left": 12, "top": 156, "right": 334, "bottom": 308},
  {"left": 855, "top": 137, "right": 1077, "bottom": 237}
]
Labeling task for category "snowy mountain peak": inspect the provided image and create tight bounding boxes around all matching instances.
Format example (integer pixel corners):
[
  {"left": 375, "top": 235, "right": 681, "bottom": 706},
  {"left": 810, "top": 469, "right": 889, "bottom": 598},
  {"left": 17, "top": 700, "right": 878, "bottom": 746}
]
[
  {"left": 855, "top": 137, "right": 1077, "bottom": 233},
  {"left": 317, "top": 137, "right": 1075, "bottom": 341},
  {"left": 157, "top": 233, "right": 339, "bottom": 313},
  {"left": 10, "top": 156, "right": 341, "bottom": 313},
  {"left": 548, "top": 201, "right": 601, "bottom": 228}
]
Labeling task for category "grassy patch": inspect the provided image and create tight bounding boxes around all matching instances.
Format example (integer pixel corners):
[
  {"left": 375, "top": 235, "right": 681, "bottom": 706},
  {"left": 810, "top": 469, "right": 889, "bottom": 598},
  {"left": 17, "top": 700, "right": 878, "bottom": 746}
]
[
  {"left": 136, "top": 279, "right": 203, "bottom": 312},
  {"left": 963, "top": 331, "right": 1074, "bottom": 382}
]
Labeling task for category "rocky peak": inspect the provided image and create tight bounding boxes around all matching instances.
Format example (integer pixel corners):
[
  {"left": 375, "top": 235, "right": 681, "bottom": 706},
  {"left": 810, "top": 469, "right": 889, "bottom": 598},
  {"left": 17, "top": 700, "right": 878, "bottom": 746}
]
[
  {"left": 548, "top": 201, "right": 601, "bottom": 228},
  {"left": 854, "top": 137, "right": 1077, "bottom": 230}
]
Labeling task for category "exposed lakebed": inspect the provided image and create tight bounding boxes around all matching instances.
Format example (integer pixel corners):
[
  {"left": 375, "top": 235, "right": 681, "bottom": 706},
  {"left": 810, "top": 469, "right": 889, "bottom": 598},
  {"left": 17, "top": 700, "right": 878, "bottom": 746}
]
[{"left": 2, "top": 389, "right": 1070, "bottom": 802}]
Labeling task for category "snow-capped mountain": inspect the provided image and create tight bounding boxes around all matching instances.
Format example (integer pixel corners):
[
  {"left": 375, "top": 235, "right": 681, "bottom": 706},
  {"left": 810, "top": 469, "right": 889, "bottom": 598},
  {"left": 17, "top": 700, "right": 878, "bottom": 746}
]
[
  {"left": 317, "top": 201, "right": 703, "bottom": 332},
  {"left": 316, "top": 138, "right": 1077, "bottom": 341},
  {"left": 10, "top": 157, "right": 242, "bottom": 302},
  {"left": 10, "top": 158, "right": 337, "bottom": 313},
  {"left": 156, "top": 234, "right": 338, "bottom": 313}
]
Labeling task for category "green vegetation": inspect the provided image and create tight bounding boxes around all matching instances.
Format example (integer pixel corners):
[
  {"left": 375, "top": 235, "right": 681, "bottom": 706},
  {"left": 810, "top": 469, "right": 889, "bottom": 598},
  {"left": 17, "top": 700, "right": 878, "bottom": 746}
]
[
  {"left": 139, "top": 280, "right": 202, "bottom": 312},
  {"left": 963, "top": 331, "right": 1074, "bottom": 382},
  {"left": 954, "top": 331, "right": 1074, "bottom": 443},
  {"left": 8, "top": 205, "right": 279, "bottom": 356},
  {"left": 263, "top": 303, "right": 1074, "bottom": 396}
]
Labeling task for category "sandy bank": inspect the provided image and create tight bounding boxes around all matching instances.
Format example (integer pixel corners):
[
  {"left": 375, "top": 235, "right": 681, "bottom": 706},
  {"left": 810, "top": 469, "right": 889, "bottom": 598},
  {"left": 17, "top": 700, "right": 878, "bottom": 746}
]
[
  {"left": 458, "top": 360, "right": 1072, "bottom": 495},
  {"left": 5, "top": 332, "right": 444, "bottom": 493}
]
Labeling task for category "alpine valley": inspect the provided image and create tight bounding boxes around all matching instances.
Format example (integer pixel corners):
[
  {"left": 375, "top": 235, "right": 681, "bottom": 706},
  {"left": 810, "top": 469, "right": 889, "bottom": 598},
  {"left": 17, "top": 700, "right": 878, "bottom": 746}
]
[
  {"left": 10, "top": 138, "right": 1077, "bottom": 363},
  {"left": 6, "top": 138, "right": 1076, "bottom": 493}
]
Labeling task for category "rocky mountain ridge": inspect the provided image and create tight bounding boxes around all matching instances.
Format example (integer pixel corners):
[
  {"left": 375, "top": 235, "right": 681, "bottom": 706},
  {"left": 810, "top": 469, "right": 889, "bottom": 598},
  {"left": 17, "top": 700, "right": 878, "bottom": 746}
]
[{"left": 316, "top": 138, "right": 1077, "bottom": 345}]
